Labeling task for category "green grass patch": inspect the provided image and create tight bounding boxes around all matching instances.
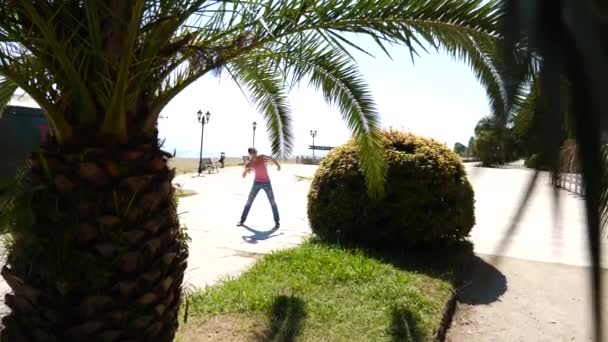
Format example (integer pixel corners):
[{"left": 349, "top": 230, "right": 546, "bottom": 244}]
[
  {"left": 181, "top": 240, "right": 472, "bottom": 341},
  {"left": 294, "top": 175, "right": 314, "bottom": 182},
  {"left": 176, "top": 188, "right": 198, "bottom": 198}
]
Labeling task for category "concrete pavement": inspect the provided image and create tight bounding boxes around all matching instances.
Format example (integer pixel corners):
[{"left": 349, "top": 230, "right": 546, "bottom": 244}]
[
  {"left": 174, "top": 164, "right": 317, "bottom": 288},
  {"left": 448, "top": 165, "right": 608, "bottom": 341},
  {"left": 466, "top": 164, "right": 607, "bottom": 268},
  {"left": 0, "top": 162, "right": 607, "bottom": 340},
  {"left": 447, "top": 255, "right": 608, "bottom": 341},
  {"left": 175, "top": 163, "right": 607, "bottom": 342},
  {"left": 176, "top": 163, "right": 607, "bottom": 290},
  {"left": 176, "top": 163, "right": 607, "bottom": 340}
]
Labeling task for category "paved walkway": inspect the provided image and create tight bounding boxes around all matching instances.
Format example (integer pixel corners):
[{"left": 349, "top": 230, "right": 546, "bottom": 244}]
[
  {"left": 174, "top": 164, "right": 317, "bottom": 288},
  {"left": 448, "top": 165, "right": 608, "bottom": 341},
  {"left": 1, "top": 163, "right": 607, "bottom": 340},
  {"left": 447, "top": 255, "right": 608, "bottom": 341},
  {"left": 176, "top": 163, "right": 608, "bottom": 341},
  {"left": 465, "top": 165, "right": 607, "bottom": 267},
  {"left": 177, "top": 164, "right": 608, "bottom": 287}
]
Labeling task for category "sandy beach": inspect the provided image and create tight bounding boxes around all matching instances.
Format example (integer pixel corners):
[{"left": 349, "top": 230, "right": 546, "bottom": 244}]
[{"left": 169, "top": 156, "right": 298, "bottom": 174}]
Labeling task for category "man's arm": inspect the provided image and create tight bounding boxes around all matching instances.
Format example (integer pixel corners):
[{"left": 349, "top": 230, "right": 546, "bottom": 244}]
[
  {"left": 242, "top": 161, "right": 252, "bottom": 178},
  {"left": 263, "top": 155, "right": 281, "bottom": 171}
]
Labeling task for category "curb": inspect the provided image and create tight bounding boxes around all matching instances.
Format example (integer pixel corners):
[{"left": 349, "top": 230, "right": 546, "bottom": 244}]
[
  {"left": 435, "top": 251, "right": 475, "bottom": 341},
  {"left": 436, "top": 290, "right": 458, "bottom": 341}
]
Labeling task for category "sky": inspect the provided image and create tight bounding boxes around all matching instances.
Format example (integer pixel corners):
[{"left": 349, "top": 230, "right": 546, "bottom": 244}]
[
  {"left": 157, "top": 36, "right": 490, "bottom": 158},
  {"left": 9, "top": 36, "right": 491, "bottom": 159}
]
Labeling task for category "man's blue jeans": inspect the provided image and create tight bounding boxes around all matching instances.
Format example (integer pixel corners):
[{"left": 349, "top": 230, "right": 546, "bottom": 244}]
[{"left": 240, "top": 181, "right": 280, "bottom": 224}]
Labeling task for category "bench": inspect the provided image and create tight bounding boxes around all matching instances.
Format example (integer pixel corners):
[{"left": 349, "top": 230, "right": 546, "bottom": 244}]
[{"left": 202, "top": 158, "right": 220, "bottom": 174}]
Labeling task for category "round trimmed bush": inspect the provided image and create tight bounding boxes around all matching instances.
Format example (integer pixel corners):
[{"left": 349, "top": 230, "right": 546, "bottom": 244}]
[
  {"left": 524, "top": 154, "right": 540, "bottom": 169},
  {"left": 525, "top": 153, "right": 553, "bottom": 171},
  {"left": 307, "top": 130, "right": 475, "bottom": 248}
]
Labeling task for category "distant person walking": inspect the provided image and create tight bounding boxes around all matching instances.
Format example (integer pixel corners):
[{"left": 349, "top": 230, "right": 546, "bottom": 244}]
[
  {"left": 238, "top": 147, "right": 281, "bottom": 228},
  {"left": 219, "top": 152, "right": 226, "bottom": 168}
]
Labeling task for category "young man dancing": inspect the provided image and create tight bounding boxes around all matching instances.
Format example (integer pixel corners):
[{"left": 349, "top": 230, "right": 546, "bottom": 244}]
[{"left": 238, "top": 147, "right": 281, "bottom": 228}]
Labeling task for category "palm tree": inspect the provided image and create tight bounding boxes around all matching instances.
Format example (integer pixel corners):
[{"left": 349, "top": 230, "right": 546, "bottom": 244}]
[
  {"left": 501, "top": 1, "right": 606, "bottom": 339},
  {"left": 0, "top": 1, "right": 505, "bottom": 340},
  {"left": 474, "top": 115, "right": 499, "bottom": 135}
]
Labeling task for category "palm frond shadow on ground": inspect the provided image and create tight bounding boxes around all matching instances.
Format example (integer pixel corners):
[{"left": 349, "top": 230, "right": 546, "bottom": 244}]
[
  {"left": 489, "top": 170, "right": 540, "bottom": 262},
  {"left": 389, "top": 306, "right": 423, "bottom": 342},
  {"left": 256, "top": 295, "right": 306, "bottom": 342}
]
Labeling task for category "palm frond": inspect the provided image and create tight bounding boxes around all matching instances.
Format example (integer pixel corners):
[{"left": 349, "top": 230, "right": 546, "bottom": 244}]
[
  {"left": 177, "top": 0, "right": 507, "bottom": 194},
  {"left": 189, "top": 0, "right": 507, "bottom": 117},
  {"left": 226, "top": 60, "right": 293, "bottom": 158},
  {"left": 13, "top": 2, "right": 98, "bottom": 124},
  {"left": 297, "top": 49, "right": 386, "bottom": 197},
  {"left": 0, "top": 76, "right": 18, "bottom": 118},
  {"left": 238, "top": 43, "right": 385, "bottom": 196},
  {"left": 601, "top": 145, "right": 608, "bottom": 231},
  {"left": 100, "top": 0, "right": 146, "bottom": 140},
  {"left": 0, "top": 0, "right": 506, "bottom": 194}
]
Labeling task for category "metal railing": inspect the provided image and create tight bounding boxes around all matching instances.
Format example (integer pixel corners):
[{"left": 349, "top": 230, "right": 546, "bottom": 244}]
[{"left": 554, "top": 172, "right": 585, "bottom": 196}]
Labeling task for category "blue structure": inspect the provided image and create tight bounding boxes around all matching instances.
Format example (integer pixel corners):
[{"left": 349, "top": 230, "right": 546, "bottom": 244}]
[{"left": 0, "top": 105, "right": 47, "bottom": 179}]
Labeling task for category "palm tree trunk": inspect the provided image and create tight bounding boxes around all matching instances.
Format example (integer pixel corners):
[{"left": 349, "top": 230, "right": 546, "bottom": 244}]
[{"left": 1, "top": 141, "right": 188, "bottom": 341}]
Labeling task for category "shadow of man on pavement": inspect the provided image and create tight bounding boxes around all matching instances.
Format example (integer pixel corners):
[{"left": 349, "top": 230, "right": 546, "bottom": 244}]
[{"left": 241, "top": 224, "right": 282, "bottom": 244}]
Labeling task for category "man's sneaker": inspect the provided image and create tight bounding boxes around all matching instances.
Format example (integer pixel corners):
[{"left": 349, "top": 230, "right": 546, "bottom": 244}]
[{"left": 237, "top": 221, "right": 244, "bottom": 227}]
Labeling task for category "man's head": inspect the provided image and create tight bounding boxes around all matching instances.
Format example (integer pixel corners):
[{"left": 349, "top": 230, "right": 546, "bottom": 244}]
[{"left": 248, "top": 147, "right": 258, "bottom": 158}]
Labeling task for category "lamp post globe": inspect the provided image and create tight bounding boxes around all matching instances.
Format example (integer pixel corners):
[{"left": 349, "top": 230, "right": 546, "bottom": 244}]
[{"left": 310, "top": 130, "right": 318, "bottom": 159}]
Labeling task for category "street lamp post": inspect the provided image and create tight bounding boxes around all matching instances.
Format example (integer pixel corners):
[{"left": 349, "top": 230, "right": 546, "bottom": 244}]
[
  {"left": 252, "top": 121, "right": 257, "bottom": 147},
  {"left": 310, "top": 130, "right": 318, "bottom": 159},
  {"left": 197, "top": 110, "right": 211, "bottom": 176}
]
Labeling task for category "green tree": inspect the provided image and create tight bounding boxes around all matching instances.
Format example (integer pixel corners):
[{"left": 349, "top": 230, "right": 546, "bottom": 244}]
[
  {"left": 453, "top": 142, "right": 467, "bottom": 156},
  {"left": 467, "top": 136, "right": 477, "bottom": 157},
  {"left": 474, "top": 115, "right": 499, "bottom": 135},
  {"left": 0, "top": 1, "right": 505, "bottom": 340},
  {"left": 475, "top": 129, "right": 502, "bottom": 166},
  {"left": 512, "top": 76, "right": 574, "bottom": 168},
  {"left": 472, "top": 114, "right": 522, "bottom": 166},
  {"left": 512, "top": 108, "right": 533, "bottom": 154}
]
